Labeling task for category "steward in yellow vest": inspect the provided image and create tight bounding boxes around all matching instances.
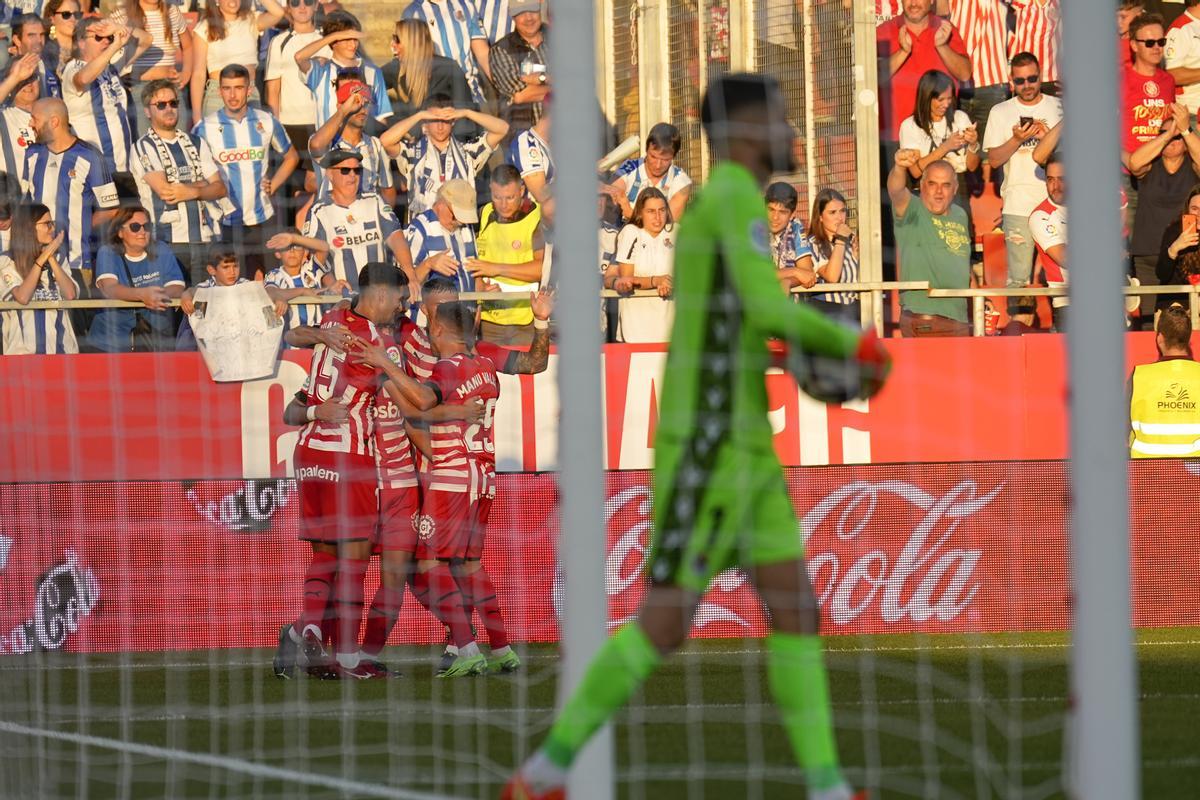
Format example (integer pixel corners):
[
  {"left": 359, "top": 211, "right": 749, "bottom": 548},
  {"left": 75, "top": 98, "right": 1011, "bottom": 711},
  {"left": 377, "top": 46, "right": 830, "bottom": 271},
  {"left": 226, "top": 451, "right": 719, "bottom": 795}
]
[
  {"left": 469, "top": 165, "right": 546, "bottom": 346},
  {"left": 1130, "top": 304, "right": 1200, "bottom": 458}
]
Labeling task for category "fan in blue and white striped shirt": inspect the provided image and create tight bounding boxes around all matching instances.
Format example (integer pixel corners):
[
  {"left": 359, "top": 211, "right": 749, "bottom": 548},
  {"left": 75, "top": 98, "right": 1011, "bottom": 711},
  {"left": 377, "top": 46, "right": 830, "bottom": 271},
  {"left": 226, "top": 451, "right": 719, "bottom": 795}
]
[
  {"left": 22, "top": 98, "right": 120, "bottom": 280},
  {"left": 194, "top": 73, "right": 297, "bottom": 228},
  {"left": 295, "top": 11, "right": 392, "bottom": 128},
  {"left": 402, "top": 0, "right": 490, "bottom": 105},
  {"left": 477, "top": 0, "right": 513, "bottom": 43},
  {"left": 61, "top": 19, "right": 150, "bottom": 174}
]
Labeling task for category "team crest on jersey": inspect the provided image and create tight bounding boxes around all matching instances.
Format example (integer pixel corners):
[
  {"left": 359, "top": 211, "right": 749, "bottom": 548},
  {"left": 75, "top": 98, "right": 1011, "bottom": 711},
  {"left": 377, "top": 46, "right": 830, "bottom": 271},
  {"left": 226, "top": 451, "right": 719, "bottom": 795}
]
[
  {"left": 255, "top": 121, "right": 265, "bottom": 133},
  {"left": 67, "top": 169, "right": 76, "bottom": 179},
  {"left": 1145, "top": 81, "right": 1160, "bottom": 98},
  {"left": 455, "top": 8, "right": 464, "bottom": 20},
  {"left": 749, "top": 219, "right": 770, "bottom": 256},
  {"left": 347, "top": 214, "right": 356, "bottom": 224},
  {"left": 417, "top": 514, "right": 435, "bottom": 540}
]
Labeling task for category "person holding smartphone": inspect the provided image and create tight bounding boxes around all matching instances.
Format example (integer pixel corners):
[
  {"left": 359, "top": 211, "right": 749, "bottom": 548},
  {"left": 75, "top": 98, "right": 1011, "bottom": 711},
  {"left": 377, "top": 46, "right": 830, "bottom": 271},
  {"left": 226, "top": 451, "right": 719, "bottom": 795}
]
[{"left": 982, "top": 51, "right": 1062, "bottom": 304}]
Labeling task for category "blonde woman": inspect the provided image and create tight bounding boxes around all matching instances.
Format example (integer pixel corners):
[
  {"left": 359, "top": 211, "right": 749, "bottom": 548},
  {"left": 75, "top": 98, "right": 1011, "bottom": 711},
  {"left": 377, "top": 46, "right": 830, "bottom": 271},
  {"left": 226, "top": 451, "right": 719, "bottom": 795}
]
[
  {"left": 381, "top": 18, "right": 474, "bottom": 124},
  {"left": 110, "top": 0, "right": 193, "bottom": 132},
  {"left": 190, "top": 0, "right": 285, "bottom": 122}
]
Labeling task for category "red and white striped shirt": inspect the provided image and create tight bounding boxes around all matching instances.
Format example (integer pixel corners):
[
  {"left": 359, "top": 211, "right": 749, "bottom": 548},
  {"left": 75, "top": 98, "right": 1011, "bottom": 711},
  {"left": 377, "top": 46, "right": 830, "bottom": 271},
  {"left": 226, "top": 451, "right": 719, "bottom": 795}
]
[
  {"left": 426, "top": 347, "right": 504, "bottom": 498},
  {"left": 375, "top": 330, "right": 417, "bottom": 489},
  {"left": 949, "top": 0, "right": 1012, "bottom": 88},
  {"left": 1011, "top": 0, "right": 1061, "bottom": 83},
  {"left": 399, "top": 318, "right": 438, "bottom": 381},
  {"left": 876, "top": 0, "right": 901, "bottom": 24},
  {"left": 297, "top": 307, "right": 383, "bottom": 457}
]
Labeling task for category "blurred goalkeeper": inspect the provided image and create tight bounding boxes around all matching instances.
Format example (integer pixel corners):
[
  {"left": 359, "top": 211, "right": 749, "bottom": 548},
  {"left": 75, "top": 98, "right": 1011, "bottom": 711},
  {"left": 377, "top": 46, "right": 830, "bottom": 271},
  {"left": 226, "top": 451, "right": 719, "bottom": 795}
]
[{"left": 503, "top": 73, "right": 890, "bottom": 800}]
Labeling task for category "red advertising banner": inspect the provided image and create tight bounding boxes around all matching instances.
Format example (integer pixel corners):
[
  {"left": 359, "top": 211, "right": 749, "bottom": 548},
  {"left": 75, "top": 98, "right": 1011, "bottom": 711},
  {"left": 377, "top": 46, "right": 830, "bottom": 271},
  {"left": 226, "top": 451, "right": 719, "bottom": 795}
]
[
  {"left": 2, "top": 460, "right": 1197, "bottom": 655},
  {"left": 0, "top": 333, "right": 1182, "bottom": 483}
]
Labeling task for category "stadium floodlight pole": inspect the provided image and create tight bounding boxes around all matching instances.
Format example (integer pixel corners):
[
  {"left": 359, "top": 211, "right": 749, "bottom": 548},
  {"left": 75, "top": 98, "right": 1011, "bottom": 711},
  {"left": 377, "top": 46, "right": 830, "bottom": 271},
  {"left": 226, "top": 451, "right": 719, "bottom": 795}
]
[
  {"left": 547, "top": 1, "right": 614, "bottom": 799},
  {"left": 1060, "top": 4, "right": 1139, "bottom": 799}
]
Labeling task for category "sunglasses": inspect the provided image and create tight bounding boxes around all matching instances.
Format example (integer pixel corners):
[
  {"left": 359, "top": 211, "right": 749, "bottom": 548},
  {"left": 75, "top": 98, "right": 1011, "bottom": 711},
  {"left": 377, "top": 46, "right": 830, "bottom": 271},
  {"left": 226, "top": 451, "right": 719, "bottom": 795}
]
[
  {"left": 289, "top": 0, "right": 317, "bottom": 7},
  {"left": 90, "top": 34, "right": 115, "bottom": 44},
  {"left": 124, "top": 221, "right": 149, "bottom": 232},
  {"left": 332, "top": 166, "right": 364, "bottom": 175},
  {"left": 56, "top": 10, "right": 82, "bottom": 19},
  {"left": 152, "top": 99, "right": 179, "bottom": 110},
  {"left": 1012, "top": 74, "right": 1039, "bottom": 86},
  {"left": 36, "top": 218, "right": 55, "bottom": 227},
  {"left": 1137, "top": 37, "right": 1168, "bottom": 48}
]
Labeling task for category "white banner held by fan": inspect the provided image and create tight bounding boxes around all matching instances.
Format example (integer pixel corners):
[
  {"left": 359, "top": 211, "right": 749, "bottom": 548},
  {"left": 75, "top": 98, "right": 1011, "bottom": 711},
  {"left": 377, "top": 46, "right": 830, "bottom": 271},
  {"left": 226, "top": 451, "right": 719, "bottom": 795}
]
[{"left": 190, "top": 282, "right": 284, "bottom": 382}]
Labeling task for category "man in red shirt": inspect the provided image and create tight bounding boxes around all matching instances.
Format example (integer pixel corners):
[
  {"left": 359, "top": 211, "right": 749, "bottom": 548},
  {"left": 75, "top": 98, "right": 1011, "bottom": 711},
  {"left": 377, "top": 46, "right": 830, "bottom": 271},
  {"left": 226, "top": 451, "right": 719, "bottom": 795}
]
[
  {"left": 877, "top": 0, "right": 971, "bottom": 142},
  {"left": 1123, "top": 13, "right": 1177, "bottom": 156}
]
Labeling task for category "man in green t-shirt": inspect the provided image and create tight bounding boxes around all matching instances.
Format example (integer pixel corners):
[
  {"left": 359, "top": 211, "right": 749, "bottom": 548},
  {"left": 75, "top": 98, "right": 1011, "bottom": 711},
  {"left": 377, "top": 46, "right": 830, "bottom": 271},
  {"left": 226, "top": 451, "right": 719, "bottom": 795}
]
[
  {"left": 889, "top": 149, "right": 973, "bottom": 336},
  {"left": 502, "top": 73, "right": 889, "bottom": 800}
]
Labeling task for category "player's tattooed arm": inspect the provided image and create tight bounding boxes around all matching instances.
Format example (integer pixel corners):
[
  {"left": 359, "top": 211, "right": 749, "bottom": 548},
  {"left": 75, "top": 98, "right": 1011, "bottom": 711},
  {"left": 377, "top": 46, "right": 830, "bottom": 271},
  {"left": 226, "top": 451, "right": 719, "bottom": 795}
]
[
  {"left": 504, "top": 288, "right": 554, "bottom": 375},
  {"left": 282, "top": 392, "right": 350, "bottom": 425}
]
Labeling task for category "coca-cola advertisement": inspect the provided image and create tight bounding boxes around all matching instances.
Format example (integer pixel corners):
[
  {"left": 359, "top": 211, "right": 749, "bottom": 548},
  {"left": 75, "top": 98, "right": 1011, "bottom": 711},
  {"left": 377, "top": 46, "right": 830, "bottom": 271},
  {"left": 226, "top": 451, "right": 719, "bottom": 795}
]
[{"left": 0, "top": 461, "right": 1196, "bottom": 655}]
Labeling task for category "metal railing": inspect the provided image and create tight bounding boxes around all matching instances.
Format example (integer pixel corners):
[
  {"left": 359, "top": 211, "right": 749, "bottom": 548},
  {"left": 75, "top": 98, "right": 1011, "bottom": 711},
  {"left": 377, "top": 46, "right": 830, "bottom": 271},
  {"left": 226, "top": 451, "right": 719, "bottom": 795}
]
[{"left": 4, "top": 283, "right": 1197, "bottom": 337}]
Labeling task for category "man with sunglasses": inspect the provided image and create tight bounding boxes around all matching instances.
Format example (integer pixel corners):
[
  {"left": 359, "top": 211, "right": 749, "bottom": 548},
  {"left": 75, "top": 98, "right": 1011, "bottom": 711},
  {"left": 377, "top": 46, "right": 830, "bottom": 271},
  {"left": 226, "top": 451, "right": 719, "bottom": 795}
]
[
  {"left": 132, "top": 78, "right": 228, "bottom": 286},
  {"left": 983, "top": 51, "right": 1062, "bottom": 294},
  {"left": 61, "top": 19, "right": 151, "bottom": 178},
  {"left": 284, "top": 150, "right": 412, "bottom": 292},
  {"left": 1123, "top": 14, "right": 1176, "bottom": 157}
]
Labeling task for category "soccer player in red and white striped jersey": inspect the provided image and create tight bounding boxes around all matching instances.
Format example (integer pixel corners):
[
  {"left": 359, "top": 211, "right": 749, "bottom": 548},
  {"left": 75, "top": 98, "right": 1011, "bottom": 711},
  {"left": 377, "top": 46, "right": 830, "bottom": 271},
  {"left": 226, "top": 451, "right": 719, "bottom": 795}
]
[
  {"left": 275, "top": 263, "right": 433, "bottom": 680},
  {"left": 1011, "top": 0, "right": 1061, "bottom": 89}
]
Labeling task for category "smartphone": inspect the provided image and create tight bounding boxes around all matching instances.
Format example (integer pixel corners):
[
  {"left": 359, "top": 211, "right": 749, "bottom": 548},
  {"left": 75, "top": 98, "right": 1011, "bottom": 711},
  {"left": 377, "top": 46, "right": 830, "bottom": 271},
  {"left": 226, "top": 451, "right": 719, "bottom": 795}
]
[
  {"left": 1019, "top": 116, "right": 1034, "bottom": 128},
  {"left": 1184, "top": 214, "right": 1199, "bottom": 236}
]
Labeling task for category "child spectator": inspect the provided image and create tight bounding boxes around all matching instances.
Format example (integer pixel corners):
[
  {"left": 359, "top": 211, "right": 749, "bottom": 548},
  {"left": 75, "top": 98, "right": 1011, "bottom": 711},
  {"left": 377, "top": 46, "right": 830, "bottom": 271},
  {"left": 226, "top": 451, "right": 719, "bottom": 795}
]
[
  {"left": 613, "top": 187, "right": 675, "bottom": 343},
  {"left": 265, "top": 227, "right": 343, "bottom": 336}
]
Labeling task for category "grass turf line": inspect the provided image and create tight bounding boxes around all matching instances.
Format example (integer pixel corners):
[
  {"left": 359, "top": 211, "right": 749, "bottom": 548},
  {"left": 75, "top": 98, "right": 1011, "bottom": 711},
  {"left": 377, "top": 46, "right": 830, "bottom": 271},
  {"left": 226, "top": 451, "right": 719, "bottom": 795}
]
[{"left": 0, "top": 628, "right": 1196, "bottom": 799}]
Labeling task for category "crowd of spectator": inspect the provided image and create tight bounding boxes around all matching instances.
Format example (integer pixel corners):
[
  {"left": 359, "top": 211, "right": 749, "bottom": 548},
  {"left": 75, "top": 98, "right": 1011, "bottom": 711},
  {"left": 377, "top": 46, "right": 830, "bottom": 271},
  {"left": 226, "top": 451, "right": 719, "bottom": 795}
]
[{"left": 0, "top": 0, "right": 1187, "bottom": 352}]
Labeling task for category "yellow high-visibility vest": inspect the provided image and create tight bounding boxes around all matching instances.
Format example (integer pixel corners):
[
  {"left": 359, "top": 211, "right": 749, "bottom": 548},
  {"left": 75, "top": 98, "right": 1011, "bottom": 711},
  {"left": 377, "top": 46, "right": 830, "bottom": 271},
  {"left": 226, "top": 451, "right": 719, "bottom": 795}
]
[
  {"left": 476, "top": 202, "right": 541, "bottom": 327},
  {"left": 1129, "top": 357, "right": 1200, "bottom": 458}
]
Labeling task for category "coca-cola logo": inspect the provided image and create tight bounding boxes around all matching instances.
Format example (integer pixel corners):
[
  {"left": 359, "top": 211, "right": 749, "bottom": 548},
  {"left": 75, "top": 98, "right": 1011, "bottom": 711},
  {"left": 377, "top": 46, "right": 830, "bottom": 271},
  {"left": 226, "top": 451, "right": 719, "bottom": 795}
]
[
  {"left": 0, "top": 549, "right": 100, "bottom": 655},
  {"left": 185, "top": 479, "right": 292, "bottom": 532},
  {"left": 802, "top": 479, "right": 1001, "bottom": 626}
]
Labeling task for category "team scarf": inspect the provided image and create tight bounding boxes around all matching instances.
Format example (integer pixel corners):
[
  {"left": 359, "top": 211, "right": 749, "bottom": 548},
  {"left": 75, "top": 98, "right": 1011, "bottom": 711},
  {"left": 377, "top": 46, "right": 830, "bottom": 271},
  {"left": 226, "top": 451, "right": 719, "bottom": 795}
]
[{"left": 145, "top": 127, "right": 222, "bottom": 235}]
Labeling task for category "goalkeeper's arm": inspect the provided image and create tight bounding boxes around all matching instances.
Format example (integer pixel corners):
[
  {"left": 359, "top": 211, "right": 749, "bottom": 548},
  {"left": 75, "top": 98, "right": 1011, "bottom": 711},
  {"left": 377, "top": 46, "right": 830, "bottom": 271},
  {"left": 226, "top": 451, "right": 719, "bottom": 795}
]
[{"left": 716, "top": 194, "right": 860, "bottom": 357}]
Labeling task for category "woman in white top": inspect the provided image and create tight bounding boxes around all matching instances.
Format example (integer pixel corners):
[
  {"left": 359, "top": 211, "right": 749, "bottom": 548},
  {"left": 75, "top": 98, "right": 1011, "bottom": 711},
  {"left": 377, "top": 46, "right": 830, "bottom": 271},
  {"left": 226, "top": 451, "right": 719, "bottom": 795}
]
[
  {"left": 898, "top": 69, "right": 980, "bottom": 231},
  {"left": 613, "top": 188, "right": 676, "bottom": 344},
  {"left": 190, "top": 0, "right": 285, "bottom": 122},
  {"left": 110, "top": 0, "right": 193, "bottom": 132},
  {"left": 0, "top": 203, "right": 78, "bottom": 355}
]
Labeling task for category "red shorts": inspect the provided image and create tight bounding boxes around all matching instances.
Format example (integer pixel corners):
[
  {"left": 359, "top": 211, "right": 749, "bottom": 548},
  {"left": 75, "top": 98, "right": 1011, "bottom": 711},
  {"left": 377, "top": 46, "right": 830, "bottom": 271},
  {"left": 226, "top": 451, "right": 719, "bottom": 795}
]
[
  {"left": 294, "top": 445, "right": 378, "bottom": 543},
  {"left": 416, "top": 490, "right": 492, "bottom": 560},
  {"left": 376, "top": 485, "right": 421, "bottom": 552}
]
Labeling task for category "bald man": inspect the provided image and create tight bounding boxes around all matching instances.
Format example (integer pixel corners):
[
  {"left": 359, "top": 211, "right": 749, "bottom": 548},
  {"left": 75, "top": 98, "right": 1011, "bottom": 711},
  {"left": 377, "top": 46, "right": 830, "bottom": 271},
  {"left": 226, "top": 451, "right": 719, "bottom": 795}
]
[
  {"left": 24, "top": 97, "right": 120, "bottom": 292},
  {"left": 888, "top": 150, "right": 973, "bottom": 336}
]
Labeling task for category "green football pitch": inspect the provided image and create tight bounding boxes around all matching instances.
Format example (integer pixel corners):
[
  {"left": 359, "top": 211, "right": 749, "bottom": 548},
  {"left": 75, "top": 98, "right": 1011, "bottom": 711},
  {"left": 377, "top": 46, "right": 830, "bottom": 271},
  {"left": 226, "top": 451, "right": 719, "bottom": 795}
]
[{"left": 2, "top": 628, "right": 1197, "bottom": 799}]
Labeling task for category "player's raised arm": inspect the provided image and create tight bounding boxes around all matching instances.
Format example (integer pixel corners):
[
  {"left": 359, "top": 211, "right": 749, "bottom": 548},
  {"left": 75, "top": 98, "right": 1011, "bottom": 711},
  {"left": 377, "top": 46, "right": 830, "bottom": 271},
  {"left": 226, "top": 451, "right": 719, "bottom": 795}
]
[{"left": 497, "top": 289, "right": 554, "bottom": 375}]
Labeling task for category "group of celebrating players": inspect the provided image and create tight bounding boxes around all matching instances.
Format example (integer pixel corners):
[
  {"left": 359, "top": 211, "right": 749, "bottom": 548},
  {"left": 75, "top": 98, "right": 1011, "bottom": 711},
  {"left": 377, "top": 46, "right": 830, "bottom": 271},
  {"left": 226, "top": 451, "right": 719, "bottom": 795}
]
[{"left": 271, "top": 265, "right": 553, "bottom": 679}]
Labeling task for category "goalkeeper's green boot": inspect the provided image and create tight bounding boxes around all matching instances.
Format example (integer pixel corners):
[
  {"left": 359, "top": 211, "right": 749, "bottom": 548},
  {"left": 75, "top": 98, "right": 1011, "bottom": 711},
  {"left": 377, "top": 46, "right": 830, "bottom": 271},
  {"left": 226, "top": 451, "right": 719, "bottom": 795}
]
[
  {"left": 437, "top": 653, "right": 486, "bottom": 678},
  {"left": 488, "top": 649, "right": 521, "bottom": 674}
]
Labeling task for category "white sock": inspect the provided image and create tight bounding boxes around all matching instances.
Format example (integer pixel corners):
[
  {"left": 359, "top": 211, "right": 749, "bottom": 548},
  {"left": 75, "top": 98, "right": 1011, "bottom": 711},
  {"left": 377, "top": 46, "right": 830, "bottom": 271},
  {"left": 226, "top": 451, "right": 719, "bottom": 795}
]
[
  {"left": 521, "top": 750, "right": 567, "bottom": 793},
  {"left": 335, "top": 650, "right": 360, "bottom": 669},
  {"left": 288, "top": 625, "right": 303, "bottom": 645},
  {"left": 459, "top": 642, "right": 481, "bottom": 659},
  {"left": 491, "top": 645, "right": 512, "bottom": 658}
]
